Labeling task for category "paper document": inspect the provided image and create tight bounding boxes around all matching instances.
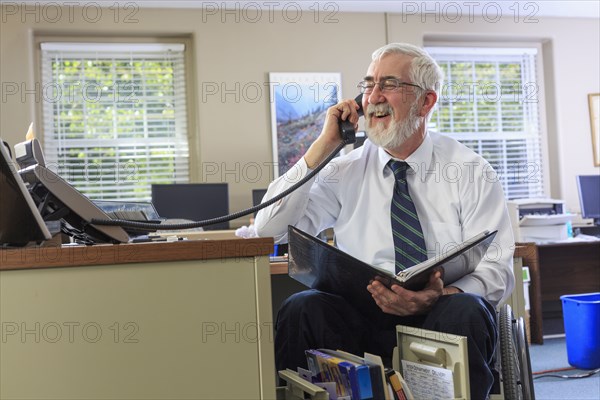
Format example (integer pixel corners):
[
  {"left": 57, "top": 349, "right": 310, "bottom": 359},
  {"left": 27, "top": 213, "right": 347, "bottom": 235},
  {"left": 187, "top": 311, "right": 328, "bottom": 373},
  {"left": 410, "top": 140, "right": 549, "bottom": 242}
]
[
  {"left": 519, "top": 213, "right": 574, "bottom": 226},
  {"left": 401, "top": 360, "right": 454, "bottom": 400}
]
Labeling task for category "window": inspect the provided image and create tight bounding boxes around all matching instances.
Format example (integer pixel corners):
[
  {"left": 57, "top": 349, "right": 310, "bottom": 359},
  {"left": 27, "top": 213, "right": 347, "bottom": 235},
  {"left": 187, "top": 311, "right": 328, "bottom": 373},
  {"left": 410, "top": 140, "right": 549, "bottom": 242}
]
[
  {"left": 426, "top": 46, "right": 545, "bottom": 199},
  {"left": 40, "top": 42, "right": 189, "bottom": 201}
]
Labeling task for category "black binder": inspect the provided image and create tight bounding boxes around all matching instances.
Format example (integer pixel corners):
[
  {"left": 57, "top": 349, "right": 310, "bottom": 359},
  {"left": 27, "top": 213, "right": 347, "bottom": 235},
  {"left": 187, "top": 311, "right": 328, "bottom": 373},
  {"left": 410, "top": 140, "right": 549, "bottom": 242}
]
[{"left": 287, "top": 225, "right": 497, "bottom": 317}]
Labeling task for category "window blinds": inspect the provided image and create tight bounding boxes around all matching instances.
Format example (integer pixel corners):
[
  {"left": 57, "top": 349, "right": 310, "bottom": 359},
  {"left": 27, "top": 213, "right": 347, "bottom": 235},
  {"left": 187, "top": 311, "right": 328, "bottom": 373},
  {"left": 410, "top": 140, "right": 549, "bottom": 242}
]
[
  {"left": 426, "top": 46, "right": 544, "bottom": 199},
  {"left": 40, "top": 42, "right": 189, "bottom": 201}
]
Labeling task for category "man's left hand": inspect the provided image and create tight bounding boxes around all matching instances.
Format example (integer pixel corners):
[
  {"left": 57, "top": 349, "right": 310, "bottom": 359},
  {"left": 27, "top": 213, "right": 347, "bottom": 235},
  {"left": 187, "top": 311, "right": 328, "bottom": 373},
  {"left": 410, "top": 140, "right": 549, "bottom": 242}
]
[{"left": 367, "top": 271, "right": 445, "bottom": 316}]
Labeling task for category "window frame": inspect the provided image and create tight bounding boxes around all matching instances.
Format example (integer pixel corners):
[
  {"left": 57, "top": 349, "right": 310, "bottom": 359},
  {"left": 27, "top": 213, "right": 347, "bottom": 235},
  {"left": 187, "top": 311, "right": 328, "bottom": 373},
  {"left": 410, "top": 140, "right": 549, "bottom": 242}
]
[
  {"left": 424, "top": 41, "right": 551, "bottom": 199},
  {"left": 33, "top": 35, "right": 197, "bottom": 201}
]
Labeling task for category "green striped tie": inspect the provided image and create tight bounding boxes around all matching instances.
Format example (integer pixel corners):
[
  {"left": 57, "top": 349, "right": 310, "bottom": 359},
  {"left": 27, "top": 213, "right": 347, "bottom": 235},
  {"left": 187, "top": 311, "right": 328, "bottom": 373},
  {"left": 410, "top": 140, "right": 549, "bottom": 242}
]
[{"left": 389, "top": 160, "right": 428, "bottom": 272}]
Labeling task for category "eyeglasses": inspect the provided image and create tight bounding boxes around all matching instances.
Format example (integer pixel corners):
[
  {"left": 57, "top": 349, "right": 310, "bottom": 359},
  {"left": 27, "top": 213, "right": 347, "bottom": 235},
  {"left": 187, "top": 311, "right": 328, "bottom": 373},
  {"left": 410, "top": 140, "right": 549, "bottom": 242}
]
[{"left": 357, "top": 78, "right": 424, "bottom": 94}]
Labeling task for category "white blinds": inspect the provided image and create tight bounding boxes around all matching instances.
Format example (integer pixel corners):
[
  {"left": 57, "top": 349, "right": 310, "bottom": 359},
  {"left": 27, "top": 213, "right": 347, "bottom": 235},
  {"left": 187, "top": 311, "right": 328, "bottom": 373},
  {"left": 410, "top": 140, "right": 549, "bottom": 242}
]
[
  {"left": 40, "top": 42, "right": 189, "bottom": 201},
  {"left": 426, "top": 46, "right": 544, "bottom": 199}
]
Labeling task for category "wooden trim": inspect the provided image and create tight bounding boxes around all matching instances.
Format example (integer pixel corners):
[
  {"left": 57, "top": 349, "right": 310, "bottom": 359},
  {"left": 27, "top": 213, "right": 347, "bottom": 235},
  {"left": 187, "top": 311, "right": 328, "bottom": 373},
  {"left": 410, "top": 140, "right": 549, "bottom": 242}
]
[
  {"left": 270, "top": 262, "right": 288, "bottom": 275},
  {"left": 0, "top": 238, "right": 274, "bottom": 271},
  {"left": 515, "top": 242, "right": 542, "bottom": 344},
  {"left": 589, "top": 93, "right": 600, "bottom": 166}
]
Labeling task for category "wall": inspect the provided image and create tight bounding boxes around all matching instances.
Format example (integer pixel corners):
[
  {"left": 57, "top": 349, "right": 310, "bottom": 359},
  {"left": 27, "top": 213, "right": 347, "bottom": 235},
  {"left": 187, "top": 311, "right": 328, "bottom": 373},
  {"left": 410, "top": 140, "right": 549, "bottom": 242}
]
[{"left": 1, "top": 5, "right": 598, "bottom": 224}]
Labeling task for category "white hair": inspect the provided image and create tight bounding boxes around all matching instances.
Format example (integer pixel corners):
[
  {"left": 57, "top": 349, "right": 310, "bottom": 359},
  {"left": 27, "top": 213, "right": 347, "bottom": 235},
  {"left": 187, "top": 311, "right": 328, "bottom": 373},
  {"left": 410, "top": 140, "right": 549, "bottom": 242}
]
[{"left": 372, "top": 43, "right": 444, "bottom": 95}]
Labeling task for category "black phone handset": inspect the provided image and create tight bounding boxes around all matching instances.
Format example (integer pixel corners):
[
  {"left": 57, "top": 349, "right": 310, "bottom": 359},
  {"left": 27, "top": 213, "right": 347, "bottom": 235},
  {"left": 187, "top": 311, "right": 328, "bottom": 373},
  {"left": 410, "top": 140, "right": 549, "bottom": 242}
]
[
  {"left": 92, "top": 94, "right": 365, "bottom": 232},
  {"left": 339, "top": 94, "right": 364, "bottom": 144}
]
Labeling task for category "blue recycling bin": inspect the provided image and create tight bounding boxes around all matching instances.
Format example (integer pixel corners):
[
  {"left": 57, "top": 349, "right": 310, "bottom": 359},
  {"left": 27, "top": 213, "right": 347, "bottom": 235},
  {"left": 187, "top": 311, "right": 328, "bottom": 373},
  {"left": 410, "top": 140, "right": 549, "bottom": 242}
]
[{"left": 560, "top": 293, "right": 600, "bottom": 369}]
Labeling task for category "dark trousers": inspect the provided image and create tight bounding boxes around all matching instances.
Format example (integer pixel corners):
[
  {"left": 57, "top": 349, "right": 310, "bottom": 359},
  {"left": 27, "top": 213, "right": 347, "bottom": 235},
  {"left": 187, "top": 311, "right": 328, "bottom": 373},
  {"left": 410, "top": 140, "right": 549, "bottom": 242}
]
[{"left": 275, "top": 290, "right": 498, "bottom": 400}]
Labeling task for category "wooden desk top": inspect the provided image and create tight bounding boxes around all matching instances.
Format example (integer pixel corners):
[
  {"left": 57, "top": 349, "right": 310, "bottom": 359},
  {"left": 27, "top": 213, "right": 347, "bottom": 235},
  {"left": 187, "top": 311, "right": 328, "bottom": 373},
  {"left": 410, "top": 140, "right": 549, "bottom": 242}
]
[
  {"left": 270, "top": 261, "right": 288, "bottom": 275},
  {"left": 0, "top": 237, "right": 274, "bottom": 271}
]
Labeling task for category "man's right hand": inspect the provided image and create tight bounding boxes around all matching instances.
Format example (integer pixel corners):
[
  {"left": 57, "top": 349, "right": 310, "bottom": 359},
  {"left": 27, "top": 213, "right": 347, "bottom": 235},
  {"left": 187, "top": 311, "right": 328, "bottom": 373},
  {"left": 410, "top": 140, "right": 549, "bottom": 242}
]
[
  {"left": 367, "top": 271, "right": 445, "bottom": 316},
  {"left": 304, "top": 98, "right": 362, "bottom": 169}
]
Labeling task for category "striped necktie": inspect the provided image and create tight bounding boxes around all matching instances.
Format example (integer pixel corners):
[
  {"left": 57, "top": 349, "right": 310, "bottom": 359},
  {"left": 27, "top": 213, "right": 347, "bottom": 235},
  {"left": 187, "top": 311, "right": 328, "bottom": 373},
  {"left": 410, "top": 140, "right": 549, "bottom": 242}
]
[{"left": 388, "top": 160, "right": 428, "bottom": 273}]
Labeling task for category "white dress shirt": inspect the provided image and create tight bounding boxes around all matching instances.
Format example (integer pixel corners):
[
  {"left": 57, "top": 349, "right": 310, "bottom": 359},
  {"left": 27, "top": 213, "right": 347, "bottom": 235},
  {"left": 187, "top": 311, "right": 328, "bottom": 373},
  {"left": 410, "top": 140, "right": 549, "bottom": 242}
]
[{"left": 255, "top": 131, "right": 515, "bottom": 306}]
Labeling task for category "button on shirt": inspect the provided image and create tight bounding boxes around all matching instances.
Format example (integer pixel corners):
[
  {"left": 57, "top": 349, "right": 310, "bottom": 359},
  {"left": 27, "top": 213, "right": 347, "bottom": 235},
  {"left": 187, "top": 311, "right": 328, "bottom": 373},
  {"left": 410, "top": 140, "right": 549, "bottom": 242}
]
[{"left": 255, "top": 131, "right": 515, "bottom": 306}]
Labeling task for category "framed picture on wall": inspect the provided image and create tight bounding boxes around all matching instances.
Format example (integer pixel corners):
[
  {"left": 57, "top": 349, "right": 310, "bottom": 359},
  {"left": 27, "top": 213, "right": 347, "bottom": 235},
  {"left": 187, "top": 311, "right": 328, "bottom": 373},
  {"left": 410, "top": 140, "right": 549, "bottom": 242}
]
[
  {"left": 269, "top": 72, "right": 342, "bottom": 177},
  {"left": 589, "top": 93, "right": 600, "bottom": 166}
]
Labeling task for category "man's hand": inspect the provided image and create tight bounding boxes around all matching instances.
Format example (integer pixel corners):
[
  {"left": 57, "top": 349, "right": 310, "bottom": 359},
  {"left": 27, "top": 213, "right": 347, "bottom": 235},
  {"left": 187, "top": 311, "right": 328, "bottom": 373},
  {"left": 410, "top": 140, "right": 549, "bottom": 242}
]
[
  {"left": 367, "top": 270, "right": 444, "bottom": 316},
  {"left": 304, "top": 98, "right": 361, "bottom": 169}
]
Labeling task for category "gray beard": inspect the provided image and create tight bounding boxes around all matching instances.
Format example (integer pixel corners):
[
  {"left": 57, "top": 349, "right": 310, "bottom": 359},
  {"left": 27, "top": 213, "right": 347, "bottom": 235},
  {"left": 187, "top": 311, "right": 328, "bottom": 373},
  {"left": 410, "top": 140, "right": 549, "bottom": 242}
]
[{"left": 366, "top": 102, "right": 422, "bottom": 150}]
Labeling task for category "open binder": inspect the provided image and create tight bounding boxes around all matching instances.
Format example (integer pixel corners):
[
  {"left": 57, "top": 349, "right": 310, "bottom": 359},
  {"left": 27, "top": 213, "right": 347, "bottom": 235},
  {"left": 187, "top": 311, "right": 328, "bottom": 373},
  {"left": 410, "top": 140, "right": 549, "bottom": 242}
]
[{"left": 287, "top": 225, "right": 497, "bottom": 317}]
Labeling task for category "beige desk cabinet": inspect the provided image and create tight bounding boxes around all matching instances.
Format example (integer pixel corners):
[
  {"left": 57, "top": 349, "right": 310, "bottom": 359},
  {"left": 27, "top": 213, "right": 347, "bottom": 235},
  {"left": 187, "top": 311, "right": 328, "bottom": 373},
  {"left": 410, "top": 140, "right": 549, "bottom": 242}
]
[{"left": 0, "top": 238, "right": 276, "bottom": 400}]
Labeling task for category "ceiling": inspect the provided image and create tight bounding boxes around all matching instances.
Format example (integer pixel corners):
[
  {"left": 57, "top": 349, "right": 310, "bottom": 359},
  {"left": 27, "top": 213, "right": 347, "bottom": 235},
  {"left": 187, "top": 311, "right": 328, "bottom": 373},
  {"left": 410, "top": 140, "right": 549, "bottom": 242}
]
[{"left": 2, "top": 1, "right": 599, "bottom": 18}]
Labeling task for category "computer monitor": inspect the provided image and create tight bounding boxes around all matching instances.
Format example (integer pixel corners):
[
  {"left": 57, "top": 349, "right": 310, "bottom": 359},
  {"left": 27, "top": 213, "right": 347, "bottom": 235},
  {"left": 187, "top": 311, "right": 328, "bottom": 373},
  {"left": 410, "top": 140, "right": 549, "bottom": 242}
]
[
  {"left": 0, "top": 141, "right": 51, "bottom": 245},
  {"left": 151, "top": 183, "right": 230, "bottom": 230},
  {"left": 577, "top": 175, "right": 600, "bottom": 225},
  {"left": 252, "top": 188, "right": 268, "bottom": 217}
]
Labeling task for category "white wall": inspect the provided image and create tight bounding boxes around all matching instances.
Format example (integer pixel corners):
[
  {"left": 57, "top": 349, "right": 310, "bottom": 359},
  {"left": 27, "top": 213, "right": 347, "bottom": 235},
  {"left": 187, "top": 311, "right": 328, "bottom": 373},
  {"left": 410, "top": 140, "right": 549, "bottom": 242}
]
[{"left": 1, "top": 4, "right": 598, "bottom": 221}]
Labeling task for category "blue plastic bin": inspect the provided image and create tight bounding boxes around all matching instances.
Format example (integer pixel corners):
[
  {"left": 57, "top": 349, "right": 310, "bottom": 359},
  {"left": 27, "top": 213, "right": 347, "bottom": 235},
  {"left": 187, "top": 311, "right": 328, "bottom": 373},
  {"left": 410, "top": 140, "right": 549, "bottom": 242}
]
[{"left": 560, "top": 293, "right": 600, "bottom": 369}]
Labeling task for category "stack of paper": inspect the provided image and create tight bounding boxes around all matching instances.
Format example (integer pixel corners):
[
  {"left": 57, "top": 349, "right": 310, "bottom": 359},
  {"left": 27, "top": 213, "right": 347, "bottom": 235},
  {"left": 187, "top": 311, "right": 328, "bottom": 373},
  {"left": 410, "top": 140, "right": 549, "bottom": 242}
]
[{"left": 519, "top": 213, "right": 574, "bottom": 242}]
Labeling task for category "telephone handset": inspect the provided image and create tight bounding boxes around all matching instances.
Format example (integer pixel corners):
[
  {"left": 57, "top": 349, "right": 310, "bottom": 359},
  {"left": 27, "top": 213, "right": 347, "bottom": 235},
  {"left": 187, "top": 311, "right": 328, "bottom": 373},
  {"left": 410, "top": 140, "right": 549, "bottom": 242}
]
[{"left": 339, "top": 94, "right": 364, "bottom": 144}]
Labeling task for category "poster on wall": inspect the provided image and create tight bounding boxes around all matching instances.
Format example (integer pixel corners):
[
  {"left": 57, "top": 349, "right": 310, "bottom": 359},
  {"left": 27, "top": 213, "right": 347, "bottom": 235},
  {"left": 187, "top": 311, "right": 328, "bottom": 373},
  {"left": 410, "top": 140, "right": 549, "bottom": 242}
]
[{"left": 269, "top": 72, "right": 342, "bottom": 177}]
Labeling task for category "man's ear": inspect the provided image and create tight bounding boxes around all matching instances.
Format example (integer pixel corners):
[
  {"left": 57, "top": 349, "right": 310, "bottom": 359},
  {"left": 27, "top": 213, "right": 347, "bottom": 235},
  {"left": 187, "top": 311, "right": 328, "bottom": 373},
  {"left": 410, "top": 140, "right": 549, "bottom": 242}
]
[{"left": 420, "top": 91, "right": 438, "bottom": 117}]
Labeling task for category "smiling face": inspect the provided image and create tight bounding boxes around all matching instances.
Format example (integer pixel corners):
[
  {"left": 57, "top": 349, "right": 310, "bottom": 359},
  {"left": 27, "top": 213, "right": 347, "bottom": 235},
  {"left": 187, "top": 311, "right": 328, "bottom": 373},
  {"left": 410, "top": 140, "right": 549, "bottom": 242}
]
[{"left": 362, "top": 53, "right": 430, "bottom": 157}]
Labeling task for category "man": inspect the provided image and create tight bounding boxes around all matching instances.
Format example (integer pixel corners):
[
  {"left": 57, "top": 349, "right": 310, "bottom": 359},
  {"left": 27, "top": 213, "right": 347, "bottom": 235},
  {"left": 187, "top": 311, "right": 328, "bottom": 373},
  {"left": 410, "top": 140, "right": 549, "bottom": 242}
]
[{"left": 255, "top": 43, "right": 515, "bottom": 399}]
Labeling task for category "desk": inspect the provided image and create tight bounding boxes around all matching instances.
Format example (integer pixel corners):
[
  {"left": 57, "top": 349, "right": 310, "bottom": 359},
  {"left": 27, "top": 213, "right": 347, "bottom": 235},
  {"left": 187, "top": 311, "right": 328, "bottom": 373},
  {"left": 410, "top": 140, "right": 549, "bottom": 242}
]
[
  {"left": 271, "top": 261, "right": 288, "bottom": 275},
  {"left": 0, "top": 238, "right": 276, "bottom": 399},
  {"left": 516, "top": 240, "right": 600, "bottom": 343},
  {"left": 514, "top": 243, "right": 541, "bottom": 343},
  {"left": 536, "top": 240, "right": 600, "bottom": 337}
]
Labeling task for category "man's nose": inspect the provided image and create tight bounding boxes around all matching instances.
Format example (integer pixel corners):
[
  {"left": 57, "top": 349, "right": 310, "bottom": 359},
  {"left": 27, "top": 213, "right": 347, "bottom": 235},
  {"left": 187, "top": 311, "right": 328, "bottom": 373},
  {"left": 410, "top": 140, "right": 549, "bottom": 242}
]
[{"left": 367, "top": 84, "right": 386, "bottom": 104}]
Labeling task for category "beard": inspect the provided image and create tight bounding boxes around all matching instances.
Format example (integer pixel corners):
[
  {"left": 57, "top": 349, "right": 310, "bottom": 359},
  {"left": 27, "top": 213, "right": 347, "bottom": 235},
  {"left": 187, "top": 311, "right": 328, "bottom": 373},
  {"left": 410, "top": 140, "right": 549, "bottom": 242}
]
[{"left": 365, "top": 102, "right": 422, "bottom": 150}]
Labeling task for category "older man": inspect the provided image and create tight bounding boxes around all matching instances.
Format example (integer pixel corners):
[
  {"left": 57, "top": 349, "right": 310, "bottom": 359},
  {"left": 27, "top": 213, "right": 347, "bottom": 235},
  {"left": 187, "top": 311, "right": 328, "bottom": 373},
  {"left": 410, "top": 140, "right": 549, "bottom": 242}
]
[{"left": 256, "top": 43, "right": 515, "bottom": 399}]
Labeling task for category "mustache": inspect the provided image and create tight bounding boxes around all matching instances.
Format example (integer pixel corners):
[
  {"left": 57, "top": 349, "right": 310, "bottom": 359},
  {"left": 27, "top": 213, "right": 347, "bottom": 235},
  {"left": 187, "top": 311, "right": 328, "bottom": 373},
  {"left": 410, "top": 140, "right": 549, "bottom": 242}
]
[{"left": 366, "top": 103, "right": 394, "bottom": 117}]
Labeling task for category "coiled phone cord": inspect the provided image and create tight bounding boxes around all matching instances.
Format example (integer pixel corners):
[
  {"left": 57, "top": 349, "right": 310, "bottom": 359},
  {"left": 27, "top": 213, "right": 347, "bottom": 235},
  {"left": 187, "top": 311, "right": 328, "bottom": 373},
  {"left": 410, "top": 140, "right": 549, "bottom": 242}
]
[{"left": 90, "top": 139, "right": 350, "bottom": 231}]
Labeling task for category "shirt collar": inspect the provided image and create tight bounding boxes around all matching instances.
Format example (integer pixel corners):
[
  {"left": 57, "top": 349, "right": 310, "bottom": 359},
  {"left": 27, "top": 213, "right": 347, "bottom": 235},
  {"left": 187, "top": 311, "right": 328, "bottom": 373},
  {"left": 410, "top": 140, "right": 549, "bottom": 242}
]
[{"left": 377, "top": 131, "right": 433, "bottom": 177}]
